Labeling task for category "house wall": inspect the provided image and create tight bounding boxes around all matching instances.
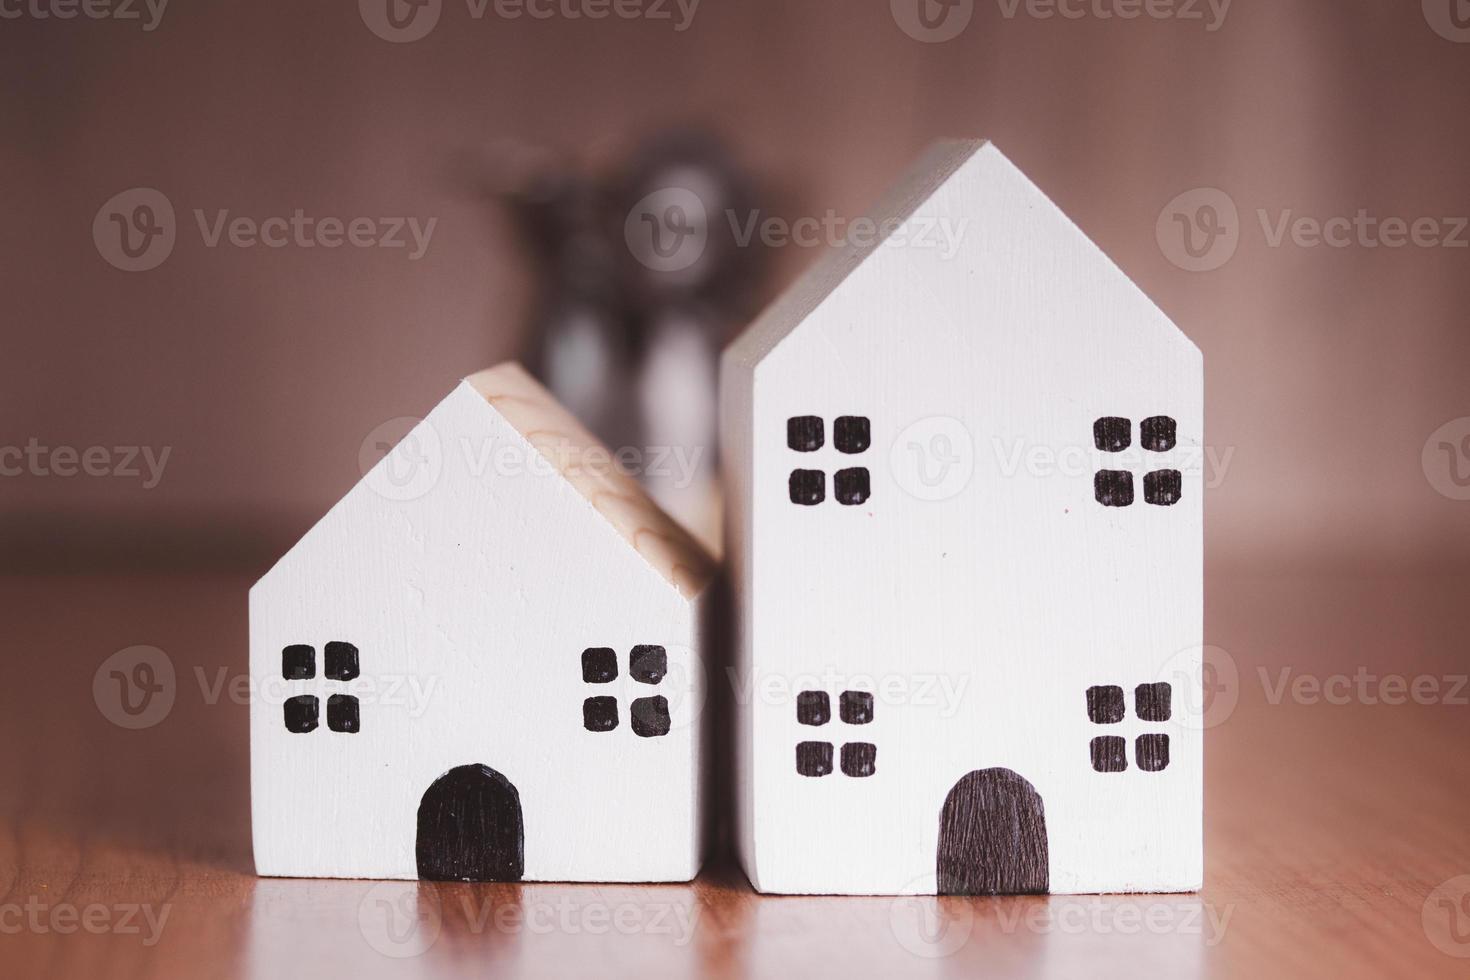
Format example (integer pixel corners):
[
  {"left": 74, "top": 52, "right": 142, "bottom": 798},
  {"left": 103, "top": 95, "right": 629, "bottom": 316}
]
[
  {"left": 735, "top": 150, "right": 1203, "bottom": 894},
  {"left": 250, "top": 383, "right": 705, "bottom": 882}
]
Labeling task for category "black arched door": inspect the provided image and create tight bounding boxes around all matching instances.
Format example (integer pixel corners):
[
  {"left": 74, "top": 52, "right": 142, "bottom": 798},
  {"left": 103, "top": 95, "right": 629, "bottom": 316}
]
[
  {"left": 416, "top": 764, "right": 524, "bottom": 882},
  {"left": 936, "top": 768, "right": 1049, "bottom": 895}
]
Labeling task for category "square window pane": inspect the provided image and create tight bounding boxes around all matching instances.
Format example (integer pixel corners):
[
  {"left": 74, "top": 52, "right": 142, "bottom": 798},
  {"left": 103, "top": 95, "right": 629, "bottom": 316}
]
[
  {"left": 631, "top": 695, "right": 671, "bottom": 738},
  {"left": 796, "top": 691, "right": 830, "bottom": 726},
  {"left": 841, "top": 742, "right": 877, "bottom": 777},
  {"left": 282, "top": 645, "right": 315, "bottom": 680},
  {"left": 284, "top": 695, "right": 319, "bottom": 734},
  {"left": 834, "top": 417, "right": 871, "bottom": 454},
  {"left": 325, "top": 641, "right": 359, "bottom": 681},
  {"left": 583, "top": 696, "right": 618, "bottom": 732},
  {"left": 582, "top": 647, "right": 618, "bottom": 684},
  {"left": 1144, "top": 469, "right": 1182, "bottom": 506},
  {"left": 1094, "top": 417, "right": 1132, "bottom": 453},
  {"left": 1136, "top": 734, "right": 1171, "bottom": 772},
  {"left": 839, "top": 690, "right": 874, "bottom": 725},
  {"left": 1095, "top": 470, "right": 1134, "bottom": 507},
  {"left": 790, "top": 469, "right": 826, "bottom": 506},
  {"left": 787, "top": 416, "right": 824, "bottom": 452},
  {"left": 629, "top": 645, "right": 667, "bottom": 685},
  {"left": 795, "top": 741, "right": 834, "bottom": 777},
  {"left": 1140, "top": 416, "right": 1177, "bottom": 453},
  {"left": 1090, "top": 735, "right": 1127, "bottom": 773},
  {"left": 1135, "top": 682, "right": 1173, "bottom": 722},
  {"left": 835, "top": 468, "right": 871, "bottom": 506},
  {"left": 327, "top": 694, "right": 360, "bottom": 733},
  {"left": 1086, "top": 685, "right": 1126, "bottom": 724}
]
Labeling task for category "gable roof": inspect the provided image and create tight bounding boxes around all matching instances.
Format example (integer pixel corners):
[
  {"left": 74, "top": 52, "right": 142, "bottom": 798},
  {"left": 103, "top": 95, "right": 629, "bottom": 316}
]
[
  {"left": 724, "top": 139, "right": 1196, "bottom": 373},
  {"left": 466, "top": 362, "right": 715, "bottom": 600}
]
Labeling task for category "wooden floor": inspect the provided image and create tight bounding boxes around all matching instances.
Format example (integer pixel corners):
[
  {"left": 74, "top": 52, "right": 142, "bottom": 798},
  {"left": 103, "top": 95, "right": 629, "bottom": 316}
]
[{"left": 1, "top": 567, "right": 1467, "bottom": 978}]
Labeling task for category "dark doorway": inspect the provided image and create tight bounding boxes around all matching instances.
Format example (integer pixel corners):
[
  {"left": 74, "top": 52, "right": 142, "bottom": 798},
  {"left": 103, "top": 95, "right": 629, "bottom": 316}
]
[
  {"left": 416, "top": 764, "right": 524, "bottom": 882},
  {"left": 936, "top": 768, "right": 1049, "bottom": 895}
]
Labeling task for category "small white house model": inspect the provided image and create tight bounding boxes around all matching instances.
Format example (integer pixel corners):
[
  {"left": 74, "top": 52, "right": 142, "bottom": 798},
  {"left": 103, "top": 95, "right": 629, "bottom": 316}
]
[
  {"left": 720, "top": 141, "right": 1204, "bottom": 895},
  {"left": 251, "top": 363, "right": 715, "bottom": 882}
]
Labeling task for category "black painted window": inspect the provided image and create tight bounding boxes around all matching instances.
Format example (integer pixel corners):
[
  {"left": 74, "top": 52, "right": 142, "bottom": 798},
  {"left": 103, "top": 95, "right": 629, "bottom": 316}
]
[
  {"left": 787, "top": 415, "right": 872, "bottom": 508},
  {"left": 1093, "top": 415, "right": 1181, "bottom": 508},
  {"left": 325, "top": 641, "right": 359, "bottom": 681},
  {"left": 834, "top": 468, "right": 871, "bottom": 506},
  {"left": 839, "top": 691, "right": 874, "bottom": 725},
  {"left": 1094, "top": 417, "right": 1131, "bottom": 453},
  {"left": 282, "top": 645, "right": 315, "bottom": 680},
  {"left": 1136, "top": 733, "right": 1171, "bottom": 772},
  {"left": 1144, "top": 470, "right": 1183, "bottom": 507},
  {"left": 1140, "top": 416, "right": 1177, "bottom": 453},
  {"left": 834, "top": 416, "right": 871, "bottom": 454},
  {"left": 796, "top": 691, "right": 830, "bottom": 726},
  {"left": 795, "top": 691, "right": 875, "bottom": 777},
  {"left": 631, "top": 696, "right": 671, "bottom": 738},
  {"left": 796, "top": 741, "right": 834, "bottom": 777},
  {"left": 282, "top": 642, "right": 359, "bottom": 734},
  {"left": 1087, "top": 681, "right": 1172, "bottom": 772},
  {"left": 841, "top": 742, "right": 877, "bottom": 777},
  {"left": 1095, "top": 470, "right": 1135, "bottom": 508},
  {"left": 582, "top": 647, "right": 618, "bottom": 683},
  {"left": 788, "top": 416, "right": 824, "bottom": 452},
  {"left": 629, "top": 645, "right": 667, "bottom": 684},
  {"left": 1135, "top": 683, "right": 1173, "bottom": 722},
  {"left": 327, "top": 694, "right": 360, "bottom": 733},
  {"left": 580, "top": 645, "right": 673, "bottom": 738},
  {"left": 1090, "top": 736, "right": 1128, "bottom": 773},
  {"left": 583, "top": 696, "right": 619, "bottom": 732},
  {"left": 284, "top": 695, "right": 319, "bottom": 734},
  {"left": 789, "top": 469, "right": 826, "bottom": 506},
  {"left": 1086, "top": 685, "right": 1126, "bottom": 724}
]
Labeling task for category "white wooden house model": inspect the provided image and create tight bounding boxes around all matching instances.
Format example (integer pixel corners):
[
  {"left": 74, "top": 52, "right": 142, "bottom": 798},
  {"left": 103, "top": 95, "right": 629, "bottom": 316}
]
[
  {"left": 251, "top": 363, "right": 715, "bottom": 882},
  {"left": 720, "top": 141, "right": 1204, "bottom": 895}
]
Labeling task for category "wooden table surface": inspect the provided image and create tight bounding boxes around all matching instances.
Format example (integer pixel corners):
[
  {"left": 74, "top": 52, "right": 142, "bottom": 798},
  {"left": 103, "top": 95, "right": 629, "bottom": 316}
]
[{"left": 2, "top": 567, "right": 1467, "bottom": 978}]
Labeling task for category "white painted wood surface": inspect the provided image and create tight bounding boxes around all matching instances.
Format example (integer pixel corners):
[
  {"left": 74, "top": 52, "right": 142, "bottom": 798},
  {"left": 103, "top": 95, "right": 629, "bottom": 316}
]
[
  {"left": 720, "top": 141, "right": 1204, "bottom": 895},
  {"left": 251, "top": 363, "right": 714, "bottom": 882}
]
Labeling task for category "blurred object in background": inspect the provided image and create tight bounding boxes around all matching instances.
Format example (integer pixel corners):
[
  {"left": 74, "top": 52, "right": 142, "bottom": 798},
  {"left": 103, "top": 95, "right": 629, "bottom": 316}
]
[
  {"left": 618, "top": 131, "right": 766, "bottom": 552},
  {"left": 482, "top": 131, "right": 767, "bottom": 552},
  {"left": 479, "top": 139, "right": 641, "bottom": 459}
]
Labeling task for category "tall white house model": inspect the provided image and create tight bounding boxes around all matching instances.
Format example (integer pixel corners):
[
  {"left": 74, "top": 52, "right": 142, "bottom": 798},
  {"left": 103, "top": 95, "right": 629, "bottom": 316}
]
[
  {"left": 251, "top": 363, "right": 715, "bottom": 883},
  {"left": 720, "top": 140, "right": 1204, "bottom": 895}
]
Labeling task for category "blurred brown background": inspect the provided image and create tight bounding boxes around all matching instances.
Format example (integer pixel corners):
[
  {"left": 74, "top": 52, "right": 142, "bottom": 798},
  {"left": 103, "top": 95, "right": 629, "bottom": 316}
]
[{"left": 2, "top": 0, "right": 1468, "bottom": 571}]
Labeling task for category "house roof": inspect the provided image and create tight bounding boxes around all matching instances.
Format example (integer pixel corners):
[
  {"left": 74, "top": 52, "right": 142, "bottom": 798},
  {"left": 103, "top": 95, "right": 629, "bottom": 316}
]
[
  {"left": 724, "top": 139, "right": 988, "bottom": 372},
  {"left": 465, "top": 362, "right": 716, "bottom": 600},
  {"left": 723, "top": 139, "right": 1196, "bottom": 373}
]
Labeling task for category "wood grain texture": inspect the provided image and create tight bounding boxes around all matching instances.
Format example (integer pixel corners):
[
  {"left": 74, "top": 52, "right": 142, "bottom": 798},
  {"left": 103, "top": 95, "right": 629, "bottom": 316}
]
[
  {"left": 2, "top": 569, "right": 1468, "bottom": 978},
  {"left": 467, "top": 362, "right": 716, "bottom": 599},
  {"left": 2, "top": 570, "right": 1470, "bottom": 975}
]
